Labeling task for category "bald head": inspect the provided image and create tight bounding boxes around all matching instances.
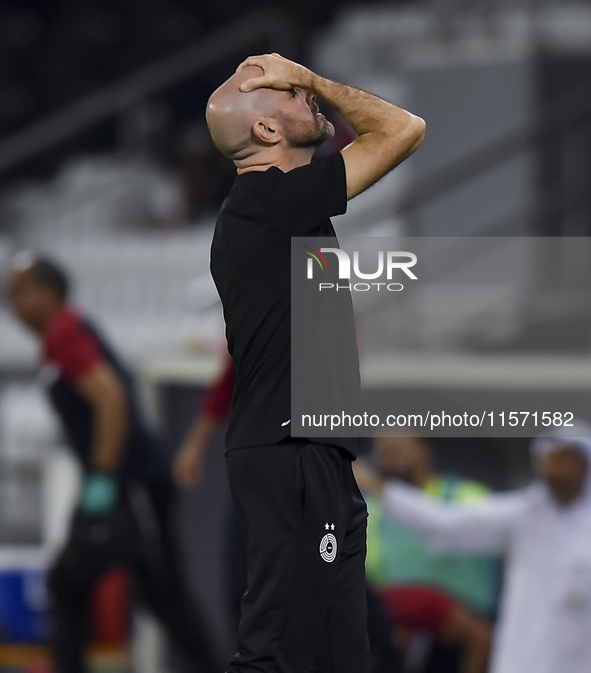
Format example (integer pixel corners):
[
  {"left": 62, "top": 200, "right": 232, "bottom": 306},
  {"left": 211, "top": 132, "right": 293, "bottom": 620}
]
[
  {"left": 206, "top": 65, "right": 334, "bottom": 168},
  {"left": 206, "top": 66, "right": 280, "bottom": 160}
]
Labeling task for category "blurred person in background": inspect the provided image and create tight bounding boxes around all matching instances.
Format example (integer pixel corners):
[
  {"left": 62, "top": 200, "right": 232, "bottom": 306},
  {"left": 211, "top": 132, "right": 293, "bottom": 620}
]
[
  {"left": 7, "top": 255, "right": 223, "bottom": 673},
  {"left": 177, "top": 123, "right": 237, "bottom": 222},
  {"left": 174, "top": 351, "right": 235, "bottom": 491},
  {"left": 173, "top": 352, "right": 247, "bottom": 630},
  {"left": 355, "top": 424, "right": 591, "bottom": 673},
  {"left": 362, "top": 436, "right": 494, "bottom": 673}
]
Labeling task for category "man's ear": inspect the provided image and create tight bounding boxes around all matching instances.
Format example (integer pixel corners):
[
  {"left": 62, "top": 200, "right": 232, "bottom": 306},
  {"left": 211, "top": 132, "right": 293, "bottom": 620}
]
[{"left": 252, "top": 117, "right": 282, "bottom": 145}]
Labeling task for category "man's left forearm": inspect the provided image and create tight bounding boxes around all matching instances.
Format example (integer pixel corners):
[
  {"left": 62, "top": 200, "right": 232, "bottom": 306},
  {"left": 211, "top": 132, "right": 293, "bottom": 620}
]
[
  {"left": 77, "top": 363, "right": 129, "bottom": 473},
  {"left": 91, "top": 392, "right": 127, "bottom": 472}
]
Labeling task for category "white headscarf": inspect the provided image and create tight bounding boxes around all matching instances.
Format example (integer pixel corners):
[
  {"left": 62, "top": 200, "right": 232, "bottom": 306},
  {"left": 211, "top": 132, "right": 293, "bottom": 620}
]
[{"left": 531, "top": 420, "right": 591, "bottom": 503}]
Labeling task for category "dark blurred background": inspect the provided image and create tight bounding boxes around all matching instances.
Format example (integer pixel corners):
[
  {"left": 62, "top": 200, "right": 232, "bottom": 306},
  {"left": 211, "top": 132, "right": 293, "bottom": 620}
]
[{"left": 0, "top": 0, "right": 346, "bottom": 185}]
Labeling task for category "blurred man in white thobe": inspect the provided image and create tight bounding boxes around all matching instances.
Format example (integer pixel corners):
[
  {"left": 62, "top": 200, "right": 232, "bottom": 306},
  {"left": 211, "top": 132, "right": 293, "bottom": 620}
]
[{"left": 355, "top": 425, "right": 591, "bottom": 673}]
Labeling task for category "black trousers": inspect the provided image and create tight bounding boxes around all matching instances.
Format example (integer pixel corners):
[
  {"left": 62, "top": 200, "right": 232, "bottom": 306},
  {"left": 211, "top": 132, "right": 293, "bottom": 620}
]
[
  {"left": 226, "top": 441, "right": 370, "bottom": 673},
  {"left": 47, "top": 476, "right": 222, "bottom": 673}
]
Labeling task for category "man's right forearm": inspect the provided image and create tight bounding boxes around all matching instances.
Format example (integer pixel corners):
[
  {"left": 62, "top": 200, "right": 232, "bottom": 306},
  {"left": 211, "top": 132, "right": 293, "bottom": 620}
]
[
  {"left": 310, "top": 74, "right": 423, "bottom": 141},
  {"left": 236, "top": 53, "right": 426, "bottom": 198},
  {"left": 310, "top": 72, "right": 425, "bottom": 198}
]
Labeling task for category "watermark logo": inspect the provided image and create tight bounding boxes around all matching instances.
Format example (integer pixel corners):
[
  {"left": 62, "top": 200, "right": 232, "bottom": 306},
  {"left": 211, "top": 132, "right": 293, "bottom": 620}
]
[
  {"left": 303, "top": 247, "right": 417, "bottom": 292},
  {"left": 304, "top": 246, "right": 330, "bottom": 273}
]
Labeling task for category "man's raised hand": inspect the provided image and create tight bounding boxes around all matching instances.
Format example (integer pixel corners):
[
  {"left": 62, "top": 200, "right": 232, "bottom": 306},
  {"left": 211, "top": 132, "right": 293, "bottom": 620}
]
[{"left": 236, "top": 53, "right": 313, "bottom": 93}]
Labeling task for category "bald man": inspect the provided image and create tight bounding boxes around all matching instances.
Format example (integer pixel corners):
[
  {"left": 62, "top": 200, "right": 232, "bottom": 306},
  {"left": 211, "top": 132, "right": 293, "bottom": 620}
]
[
  {"left": 8, "top": 257, "right": 222, "bottom": 673},
  {"left": 206, "top": 53, "right": 425, "bottom": 673}
]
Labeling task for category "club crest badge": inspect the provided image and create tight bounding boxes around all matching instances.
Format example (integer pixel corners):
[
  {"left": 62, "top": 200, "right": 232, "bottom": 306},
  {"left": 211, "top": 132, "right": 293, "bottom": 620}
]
[{"left": 320, "top": 523, "right": 337, "bottom": 563}]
